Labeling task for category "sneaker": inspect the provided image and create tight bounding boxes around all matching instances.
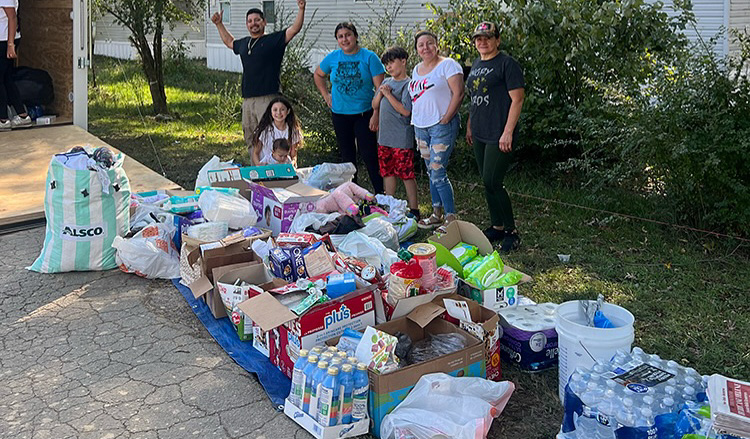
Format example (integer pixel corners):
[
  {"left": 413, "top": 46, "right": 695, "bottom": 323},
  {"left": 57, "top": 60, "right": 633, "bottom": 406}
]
[
  {"left": 483, "top": 226, "right": 505, "bottom": 243},
  {"left": 0, "top": 119, "right": 10, "bottom": 131},
  {"left": 407, "top": 208, "right": 421, "bottom": 221},
  {"left": 10, "top": 114, "right": 32, "bottom": 129},
  {"left": 417, "top": 213, "right": 444, "bottom": 230},
  {"left": 500, "top": 230, "right": 521, "bottom": 253}
]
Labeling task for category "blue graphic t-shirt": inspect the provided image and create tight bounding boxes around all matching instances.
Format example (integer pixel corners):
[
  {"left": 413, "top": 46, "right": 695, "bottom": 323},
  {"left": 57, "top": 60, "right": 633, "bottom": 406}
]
[{"left": 319, "top": 48, "right": 385, "bottom": 115}]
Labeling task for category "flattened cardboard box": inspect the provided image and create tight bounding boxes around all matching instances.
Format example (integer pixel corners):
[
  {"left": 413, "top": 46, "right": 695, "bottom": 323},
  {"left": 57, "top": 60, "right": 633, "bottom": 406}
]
[
  {"left": 364, "top": 306, "right": 486, "bottom": 437},
  {"left": 428, "top": 220, "right": 533, "bottom": 311}
]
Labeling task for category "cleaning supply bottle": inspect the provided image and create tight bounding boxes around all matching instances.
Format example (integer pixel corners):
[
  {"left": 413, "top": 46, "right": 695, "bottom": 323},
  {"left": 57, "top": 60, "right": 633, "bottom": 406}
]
[
  {"left": 352, "top": 363, "right": 369, "bottom": 422},
  {"left": 309, "top": 360, "right": 329, "bottom": 420},
  {"left": 317, "top": 366, "right": 340, "bottom": 426},
  {"left": 302, "top": 354, "right": 319, "bottom": 414},
  {"left": 339, "top": 363, "right": 354, "bottom": 424},
  {"left": 289, "top": 349, "right": 309, "bottom": 408}
]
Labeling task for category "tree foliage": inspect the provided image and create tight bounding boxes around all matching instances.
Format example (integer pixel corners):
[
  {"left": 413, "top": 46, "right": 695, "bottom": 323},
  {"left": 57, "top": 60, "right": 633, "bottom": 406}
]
[{"left": 93, "top": 0, "right": 203, "bottom": 115}]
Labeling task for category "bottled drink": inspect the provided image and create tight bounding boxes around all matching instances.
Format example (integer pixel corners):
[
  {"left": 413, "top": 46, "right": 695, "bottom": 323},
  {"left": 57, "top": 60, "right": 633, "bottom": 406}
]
[
  {"left": 302, "top": 354, "right": 319, "bottom": 414},
  {"left": 577, "top": 379, "right": 605, "bottom": 438},
  {"left": 351, "top": 363, "right": 369, "bottom": 422},
  {"left": 339, "top": 364, "right": 354, "bottom": 424},
  {"left": 317, "top": 367, "right": 340, "bottom": 427},
  {"left": 347, "top": 356, "right": 358, "bottom": 366},
  {"left": 289, "top": 349, "right": 309, "bottom": 407},
  {"left": 310, "top": 346, "right": 324, "bottom": 356},
  {"left": 337, "top": 351, "right": 349, "bottom": 360},
  {"left": 309, "top": 360, "right": 329, "bottom": 420},
  {"left": 320, "top": 351, "right": 334, "bottom": 362},
  {"left": 615, "top": 397, "right": 637, "bottom": 429},
  {"left": 331, "top": 357, "right": 344, "bottom": 372},
  {"left": 634, "top": 407, "right": 655, "bottom": 437},
  {"left": 595, "top": 389, "right": 618, "bottom": 439},
  {"left": 660, "top": 396, "right": 675, "bottom": 413},
  {"left": 326, "top": 346, "right": 339, "bottom": 354}
]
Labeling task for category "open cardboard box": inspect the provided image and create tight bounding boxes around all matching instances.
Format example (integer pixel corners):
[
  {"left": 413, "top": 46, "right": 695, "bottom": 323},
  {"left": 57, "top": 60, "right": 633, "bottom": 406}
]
[
  {"left": 214, "top": 263, "right": 287, "bottom": 342},
  {"left": 187, "top": 234, "right": 263, "bottom": 318},
  {"left": 212, "top": 176, "right": 327, "bottom": 236},
  {"left": 372, "top": 286, "right": 456, "bottom": 324},
  {"left": 430, "top": 293, "right": 503, "bottom": 382},
  {"left": 428, "top": 220, "right": 533, "bottom": 311},
  {"left": 352, "top": 303, "right": 486, "bottom": 437},
  {"left": 283, "top": 398, "right": 369, "bottom": 439},
  {"left": 239, "top": 277, "right": 377, "bottom": 378}
]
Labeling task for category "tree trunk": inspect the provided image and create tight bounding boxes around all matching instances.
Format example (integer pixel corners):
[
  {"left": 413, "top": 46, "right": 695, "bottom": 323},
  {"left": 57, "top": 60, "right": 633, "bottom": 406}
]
[{"left": 130, "top": 32, "right": 168, "bottom": 115}]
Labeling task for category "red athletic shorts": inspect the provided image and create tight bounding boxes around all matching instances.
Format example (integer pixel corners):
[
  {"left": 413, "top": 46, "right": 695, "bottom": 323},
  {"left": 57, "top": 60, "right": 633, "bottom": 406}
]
[{"left": 378, "top": 145, "right": 415, "bottom": 180}]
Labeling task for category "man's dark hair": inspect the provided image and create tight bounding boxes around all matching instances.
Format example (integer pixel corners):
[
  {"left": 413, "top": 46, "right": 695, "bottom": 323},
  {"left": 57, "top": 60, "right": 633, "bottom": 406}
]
[
  {"left": 246, "top": 8, "right": 264, "bottom": 20},
  {"left": 272, "top": 138, "right": 291, "bottom": 152},
  {"left": 381, "top": 46, "right": 409, "bottom": 65}
]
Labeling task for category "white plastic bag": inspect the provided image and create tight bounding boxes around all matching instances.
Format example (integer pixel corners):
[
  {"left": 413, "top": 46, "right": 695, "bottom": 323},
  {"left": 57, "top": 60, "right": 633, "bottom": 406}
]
[
  {"left": 195, "top": 155, "right": 235, "bottom": 190},
  {"left": 112, "top": 222, "right": 180, "bottom": 279},
  {"left": 299, "top": 162, "right": 356, "bottom": 190},
  {"left": 332, "top": 231, "right": 398, "bottom": 272},
  {"left": 359, "top": 217, "right": 399, "bottom": 251},
  {"left": 198, "top": 190, "right": 257, "bottom": 230},
  {"left": 288, "top": 212, "right": 342, "bottom": 234},
  {"left": 380, "top": 373, "right": 515, "bottom": 439}
]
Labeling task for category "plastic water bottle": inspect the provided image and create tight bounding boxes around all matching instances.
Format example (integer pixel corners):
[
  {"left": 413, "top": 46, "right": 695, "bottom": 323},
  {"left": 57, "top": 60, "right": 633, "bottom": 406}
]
[
  {"left": 302, "top": 354, "right": 319, "bottom": 414},
  {"left": 660, "top": 396, "right": 675, "bottom": 413},
  {"left": 320, "top": 351, "right": 334, "bottom": 363},
  {"left": 595, "top": 389, "right": 618, "bottom": 439},
  {"left": 339, "top": 364, "right": 354, "bottom": 424},
  {"left": 317, "top": 366, "right": 340, "bottom": 426},
  {"left": 577, "top": 379, "right": 605, "bottom": 437},
  {"left": 310, "top": 346, "right": 324, "bottom": 356},
  {"left": 337, "top": 351, "right": 349, "bottom": 361},
  {"left": 309, "top": 360, "right": 329, "bottom": 420},
  {"left": 616, "top": 397, "right": 637, "bottom": 428},
  {"left": 351, "top": 363, "right": 369, "bottom": 423},
  {"left": 347, "top": 356, "right": 359, "bottom": 366},
  {"left": 326, "top": 346, "right": 339, "bottom": 354},
  {"left": 330, "top": 357, "right": 344, "bottom": 372},
  {"left": 289, "top": 349, "right": 309, "bottom": 407},
  {"left": 634, "top": 407, "right": 655, "bottom": 437}
]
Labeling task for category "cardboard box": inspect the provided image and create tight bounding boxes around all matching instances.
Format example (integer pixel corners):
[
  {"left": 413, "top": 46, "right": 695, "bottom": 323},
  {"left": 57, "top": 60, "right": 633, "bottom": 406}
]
[
  {"left": 252, "top": 180, "right": 327, "bottom": 236},
  {"left": 363, "top": 306, "right": 486, "bottom": 437},
  {"left": 187, "top": 235, "right": 262, "bottom": 319},
  {"left": 428, "top": 220, "right": 533, "bottom": 311},
  {"left": 430, "top": 294, "right": 503, "bottom": 381},
  {"left": 372, "top": 287, "right": 455, "bottom": 324},
  {"left": 283, "top": 398, "right": 369, "bottom": 439},
  {"left": 215, "top": 264, "right": 287, "bottom": 341},
  {"left": 208, "top": 164, "right": 297, "bottom": 184},
  {"left": 239, "top": 281, "right": 377, "bottom": 379}
]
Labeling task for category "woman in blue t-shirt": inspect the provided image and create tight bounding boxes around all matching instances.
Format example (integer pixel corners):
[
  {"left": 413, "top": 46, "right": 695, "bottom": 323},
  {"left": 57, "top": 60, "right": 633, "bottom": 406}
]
[{"left": 314, "top": 22, "right": 386, "bottom": 194}]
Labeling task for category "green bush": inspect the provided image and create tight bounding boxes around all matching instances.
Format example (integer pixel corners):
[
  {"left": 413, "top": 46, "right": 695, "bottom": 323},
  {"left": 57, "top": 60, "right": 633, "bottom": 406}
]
[
  {"left": 425, "top": 0, "right": 693, "bottom": 161},
  {"left": 566, "top": 31, "right": 750, "bottom": 234}
]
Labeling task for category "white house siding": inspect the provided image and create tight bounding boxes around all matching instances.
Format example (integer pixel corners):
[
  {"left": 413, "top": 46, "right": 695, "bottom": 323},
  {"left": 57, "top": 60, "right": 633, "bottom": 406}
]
[
  {"left": 94, "top": 13, "right": 206, "bottom": 60},
  {"left": 205, "top": 0, "right": 449, "bottom": 72},
  {"left": 730, "top": 0, "right": 750, "bottom": 55},
  {"left": 648, "top": 0, "right": 730, "bottom": 55}
]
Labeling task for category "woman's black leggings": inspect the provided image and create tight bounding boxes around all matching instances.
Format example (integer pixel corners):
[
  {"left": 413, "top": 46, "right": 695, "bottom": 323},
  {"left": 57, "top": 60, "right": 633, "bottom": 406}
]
[
  {"left": 331, "top": 109, "right": 384, "bottom": 194},
  {"left": 0, "top": 39, "right": 24, "bottom": 120}
]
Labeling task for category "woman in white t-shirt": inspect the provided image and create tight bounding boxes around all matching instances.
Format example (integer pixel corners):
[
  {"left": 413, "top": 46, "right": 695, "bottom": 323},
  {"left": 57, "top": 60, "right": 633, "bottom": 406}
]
[
  {"left": 250, "top": 96, "right": 302, "bottom": 166},
  {"left": 408, "top": 31, "right": 464, "bottom": 231},
  {"left": 1, "top": 0, "right": 31, "bottom": 131}
]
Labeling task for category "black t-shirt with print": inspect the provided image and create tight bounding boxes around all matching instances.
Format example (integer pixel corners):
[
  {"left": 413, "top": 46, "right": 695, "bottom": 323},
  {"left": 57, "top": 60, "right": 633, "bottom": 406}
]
[
  {"left": 467, "top": 53, "right": 525, "bottom": 144},
  {"left": 233, "top": 30, "right": 287, "bottom": 98}
]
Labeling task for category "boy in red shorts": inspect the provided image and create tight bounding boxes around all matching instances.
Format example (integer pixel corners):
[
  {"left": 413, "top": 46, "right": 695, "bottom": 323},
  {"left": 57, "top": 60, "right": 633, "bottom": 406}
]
[{"left": 372, "top": 46, "right": 420, "bottom": 219}]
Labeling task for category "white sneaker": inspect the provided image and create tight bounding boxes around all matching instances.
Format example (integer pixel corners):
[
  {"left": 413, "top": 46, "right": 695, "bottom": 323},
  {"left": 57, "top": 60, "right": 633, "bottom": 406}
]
[
  {"left": 0, "top": 119, "right": 11, "bottom": 131},
  {"left": 10, "top": 115, "right": 32, "bottom": 129}
]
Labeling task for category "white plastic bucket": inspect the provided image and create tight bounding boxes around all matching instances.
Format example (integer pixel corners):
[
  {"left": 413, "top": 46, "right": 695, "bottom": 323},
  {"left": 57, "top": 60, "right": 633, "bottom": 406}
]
[{"left": 555, "top": 301, "right": 635, "bottom": 402}]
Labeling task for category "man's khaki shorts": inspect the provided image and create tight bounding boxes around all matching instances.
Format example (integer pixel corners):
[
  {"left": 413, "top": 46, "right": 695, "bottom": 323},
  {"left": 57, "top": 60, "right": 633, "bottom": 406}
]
[{"left": 242, "top": 94, "right": 278, "bottom": 154}]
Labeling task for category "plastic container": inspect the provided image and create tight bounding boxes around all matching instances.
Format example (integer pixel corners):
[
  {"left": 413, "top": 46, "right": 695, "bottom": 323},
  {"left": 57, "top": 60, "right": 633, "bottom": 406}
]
[
  {"left": 290, "top": 349, "right": 309, "bottom": 408},
  {"left": 555, "top": 301, "right": 635, "bottom": 402},
  {"left": 351, "top": 363, "right": 369, "bottom": 422},
  {"left": 309, "top": 360, "right": 329, "bottom": 420},
  {"left": 326, "top": 272, "right": 357, "bottom": 299},
  {"left": 317, "top": 366, "right": 340, "bottom": 427},
  {"left": 338, "top": 363, "right": 354, "bottom": 424},
  {"left": 302, "top": 354, "right": 319, "bottom": 414}
]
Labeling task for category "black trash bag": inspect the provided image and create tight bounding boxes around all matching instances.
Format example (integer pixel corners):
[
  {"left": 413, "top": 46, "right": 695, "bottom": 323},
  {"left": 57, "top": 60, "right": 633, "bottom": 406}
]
[
  {"left": 13, "top": 66, "right": 55, "bottom": 106},
  {"left": 393, "top": 331, "right": 413, "bottom": 363}
]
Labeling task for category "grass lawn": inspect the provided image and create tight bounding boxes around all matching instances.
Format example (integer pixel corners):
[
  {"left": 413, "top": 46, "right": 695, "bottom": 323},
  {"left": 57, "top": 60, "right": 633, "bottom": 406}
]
[{"left": 90, "top": 56, "right": 750, "bottom": 439}]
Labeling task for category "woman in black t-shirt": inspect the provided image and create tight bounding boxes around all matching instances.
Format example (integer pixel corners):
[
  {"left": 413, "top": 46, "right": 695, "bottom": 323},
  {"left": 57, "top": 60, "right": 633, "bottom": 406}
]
[{"left": 466, "top": 21, "right": 525, "bottom": 253}]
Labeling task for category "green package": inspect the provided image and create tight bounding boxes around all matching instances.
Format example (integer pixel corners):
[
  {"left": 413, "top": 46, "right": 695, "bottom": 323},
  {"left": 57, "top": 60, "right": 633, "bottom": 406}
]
[
  {"left": 462, "top": 254, "right": 486, "bottom": 278},
  {"left": 466, "top": 251, "right": 505, "bottom": 288},
  {"left": 291, "top": 291, "right": 328, "bottom": 315},
  {"left": 450, "top": 242, "right": 478, "bottom": 266},
  {"left": 486, "top": 270, "right": 522, "bottom": 289}
]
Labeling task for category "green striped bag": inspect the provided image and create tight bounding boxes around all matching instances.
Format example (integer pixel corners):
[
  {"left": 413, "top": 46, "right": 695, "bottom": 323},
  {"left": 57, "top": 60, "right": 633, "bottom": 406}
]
[{"left": 28, "top": 153, "right": 131, "bottom": 273}]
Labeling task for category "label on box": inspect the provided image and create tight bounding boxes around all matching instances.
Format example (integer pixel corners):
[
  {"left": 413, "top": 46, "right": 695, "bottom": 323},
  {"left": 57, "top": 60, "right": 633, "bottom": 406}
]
[{"left": 444, "top": 299, "right": 473, "bottom": 323}]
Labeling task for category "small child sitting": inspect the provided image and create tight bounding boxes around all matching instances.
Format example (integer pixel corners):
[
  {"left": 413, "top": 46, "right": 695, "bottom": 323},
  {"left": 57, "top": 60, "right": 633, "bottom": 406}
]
[{"left": 261, "top": 138, "right": 293, "bottom": 165}]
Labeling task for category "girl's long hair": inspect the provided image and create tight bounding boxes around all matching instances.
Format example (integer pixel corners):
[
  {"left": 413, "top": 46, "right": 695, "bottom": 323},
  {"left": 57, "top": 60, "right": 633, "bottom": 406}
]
[{"left": 251, "top": 96, "right": 303, "bottom": 151}]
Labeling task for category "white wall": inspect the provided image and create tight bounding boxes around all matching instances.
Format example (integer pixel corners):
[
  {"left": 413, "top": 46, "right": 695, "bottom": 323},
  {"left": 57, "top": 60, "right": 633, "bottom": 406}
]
[{"left": 730, "top": 0, "right": 750, "bottom": 55}]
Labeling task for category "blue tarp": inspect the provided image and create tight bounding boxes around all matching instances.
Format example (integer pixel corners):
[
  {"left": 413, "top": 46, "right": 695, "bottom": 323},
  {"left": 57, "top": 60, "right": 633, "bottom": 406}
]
[{"left": 171, "top": 279, "right": 291, "bottom": 409}]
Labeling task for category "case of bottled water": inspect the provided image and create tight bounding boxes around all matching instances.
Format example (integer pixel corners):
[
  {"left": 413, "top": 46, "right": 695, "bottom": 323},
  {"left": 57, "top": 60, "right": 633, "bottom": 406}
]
[{"left": 558, "top": 347, "right": 710, "bottom": 439}]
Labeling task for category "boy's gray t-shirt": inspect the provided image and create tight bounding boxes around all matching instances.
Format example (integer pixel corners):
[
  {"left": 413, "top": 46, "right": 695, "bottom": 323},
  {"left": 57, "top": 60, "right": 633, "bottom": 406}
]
[{"left": 378, "top": 77, "right": 414, "bottom": 149}]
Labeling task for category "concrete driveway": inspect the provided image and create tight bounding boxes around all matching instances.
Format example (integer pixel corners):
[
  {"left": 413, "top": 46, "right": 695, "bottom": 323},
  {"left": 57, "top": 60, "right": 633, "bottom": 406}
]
[{"left": 0, "top": 227, "right": 309, "bottom": 439}]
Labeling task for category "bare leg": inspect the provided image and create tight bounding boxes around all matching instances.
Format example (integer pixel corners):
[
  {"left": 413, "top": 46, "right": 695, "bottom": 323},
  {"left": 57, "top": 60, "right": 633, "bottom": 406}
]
[
  {"left": 383, "top": 176, "right": 397, "bottom": 197},
  {"left": 403, "top": 178, "right": 418, "bottom": 210}
]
